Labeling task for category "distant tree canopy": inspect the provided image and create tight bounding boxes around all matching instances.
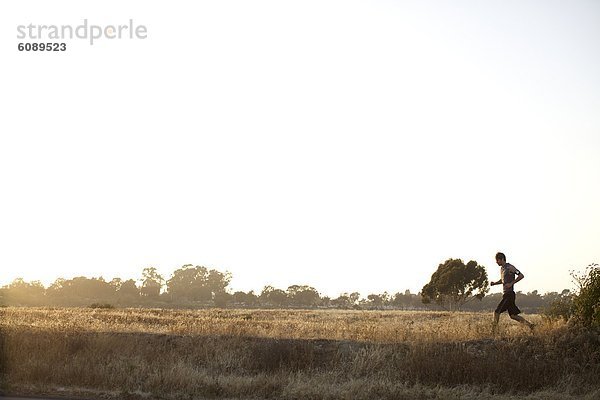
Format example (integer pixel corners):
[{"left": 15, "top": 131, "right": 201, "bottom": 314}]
[
  {"left": 233, "top": 290, "right": 258, "bottom": 305},
  {"left": 46, "top": 276, "right": 114, "bottom": 303},
  {"left": 0, "top": 259, "right": 575, "bottom": 313},
  {"left": 2, "top": 278, "right": 45, "bottom": 305},
  {"left": 141, "top": 267, "right": 164, "bottom": 299},
  {"left": 331, "top": 292, "right": 361, "bottom": 308},
  {"left": 260, "top": 285, "right": 288, "bottom": 307},
  {"left": 421, "top": 258, "right": 489, "bottom": 311},
  {"left": 166, "top": 264, "right": 232, "bottom": 302},
  {"left": 367, "top": 292, "right": 390, "bottom": 309},
  {"left": 116, "top": 279, "right": 140, "bottom": 301},
  {"left": 286, "top": 285, "right": 320, "bottom": 307}
]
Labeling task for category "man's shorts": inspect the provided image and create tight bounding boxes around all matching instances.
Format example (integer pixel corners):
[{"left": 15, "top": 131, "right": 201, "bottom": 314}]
[{"left": 495, "top": 291, "right": 521, "bottom": 316}]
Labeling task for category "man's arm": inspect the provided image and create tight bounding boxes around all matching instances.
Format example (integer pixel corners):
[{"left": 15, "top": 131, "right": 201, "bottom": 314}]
[
  {"left": 490, "top": 279, "right": 502, "bottom": 286},
  {"left": 510, "top": 264, "right": 524, "bottom": 284},
  {"left": 514, "top": 271, "right": 525, "bottom": 284}
]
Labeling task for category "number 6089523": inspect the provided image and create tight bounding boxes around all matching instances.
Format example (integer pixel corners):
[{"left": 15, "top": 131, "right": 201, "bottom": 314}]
[{"left": 18, "top": 42, "right": 66, "bottom": 51}]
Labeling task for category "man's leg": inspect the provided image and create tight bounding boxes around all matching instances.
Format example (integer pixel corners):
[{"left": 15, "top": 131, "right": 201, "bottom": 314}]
[
  {"left": 492, "top": 311, "right": 500, "bottom": 334},
  {"left": 508, "top": 292, "right": 534, "bottom": 330},
  {"left": 509, "top": 314, "right": 534, "bottom": 330},
  {"left": 493, "top": 297, "right": 506, "bottom": 335}
]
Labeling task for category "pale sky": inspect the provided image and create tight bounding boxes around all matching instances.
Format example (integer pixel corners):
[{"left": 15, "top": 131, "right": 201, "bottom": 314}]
[{"left": 1, "top": 0, "right": 599, "bottom": 297}]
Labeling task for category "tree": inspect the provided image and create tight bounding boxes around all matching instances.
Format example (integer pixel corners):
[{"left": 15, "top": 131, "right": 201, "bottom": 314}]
[
  {"left": 206, "top": 269, "right": 232, "bottom": 297},
  {"left": 214, "top": 291, "right": 233, "bottom": 308},
  {"left": 141, "top": 267, "right": 164, "bottom": 299},
  {"left": 521, "top": 290, "right": 544, "bottom": 310},
  {"left": 286, "top": 285, "right": 320, "bottom": 307},
  {"left": 46, "top": 278, "right": 67, "bottom": 303},
  {"left": 118, "top": 279, "right": 140, "bottom": 302},
  {"left": 166, "top": 265, "right": 232, "bottom": 302},
  {"left": 332, "top": 293, "right": 352, "bottom": 308},
  {"left": 44, "top": 276, "right": 114, "bottom": 305},
  {"left": 366, "top": 292, "right": 390, "bottom": 309},
  {"left": 320, "top": 296, "right": 331, "bottom": 307},
  {"left": 349, "top": 292, "right": 361, "bottom": 306},
  {"left": 233, "top": 290, "right": 258, "bottom": 306},
  {"left": 109, "top": 278, "right": 123, "bottom": 292},
  {"left": 167, "top": 265, "right": 209, "bottom": 301},
  {"left": 421, "top": 258, "right": 489, "bottom": 311},
  {"left": 392, "top": 290, "right": 419, "bottom": 309},
  {"left": 3, "top": 278, "right": 45, "bottom": 305},
  {"left": 333, "top": 292, "right": 361, "bottom": 308},
  {"left": 260, "top": 285, "right": 288, "bottom": 307}
]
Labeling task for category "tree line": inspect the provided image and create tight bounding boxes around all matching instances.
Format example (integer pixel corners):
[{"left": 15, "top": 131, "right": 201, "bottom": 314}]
[{"left": 0, "top": 262, "right": 571, "bottom": 313}]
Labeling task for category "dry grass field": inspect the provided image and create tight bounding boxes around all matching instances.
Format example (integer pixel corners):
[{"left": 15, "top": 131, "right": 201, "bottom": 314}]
[{"left": 1, "top": 307, "right": 599, "bottom": 399}]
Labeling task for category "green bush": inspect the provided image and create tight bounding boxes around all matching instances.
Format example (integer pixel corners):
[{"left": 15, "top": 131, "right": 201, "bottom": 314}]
[{"left": 571, "top": 264, "right": 600, "bottom": 328}]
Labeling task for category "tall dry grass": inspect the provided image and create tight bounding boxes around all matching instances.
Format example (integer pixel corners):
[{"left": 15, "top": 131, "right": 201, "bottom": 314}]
[
  {"left": 0, "top": 307, "right": 558, "bottom": 341},
  {"left": 1, "top": 307, "right": 599, "bottom": 399}
]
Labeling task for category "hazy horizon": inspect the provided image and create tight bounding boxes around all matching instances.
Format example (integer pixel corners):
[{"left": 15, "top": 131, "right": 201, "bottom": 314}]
[
  {"left": 0, "top": 259, "right": 583, "bottom": 299},
  {"left": 1, "top": 0, "right": 598, "bottom": 299}
]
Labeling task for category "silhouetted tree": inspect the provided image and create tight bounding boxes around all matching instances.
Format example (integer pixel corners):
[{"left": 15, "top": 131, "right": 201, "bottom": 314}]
[
  {"left": 332, "top": 292, "right": 361, "bottom": 308},
  {"left": 366, "top": 293, "right": 389, "bottom": 309},
  {"left": 214, "top": 291, "right": 233, "bottom": 308},
  {"left": 207, "top": 269, "right": 232, "bottom": 297},
  {"left": 141, "top": 267, "right": 164, "bottom": 299},
  {"left": 118, "top": 279, "right": 140, "bottom": 302},
  {"left": 260, "top": 285, "right": 288, "bottom": 307},
  {"left": 45, "top": 276, "right": 114, "bottom": 305},
  {"left": 3, "top": 278, "right": 45, "bottom": 305},
  {"left": 166, "top": 264, "right": 232, "bottom": 302},
  {"left": 320, "top": 296, "right": 331, "bottom": 307},
  {"left": 391, "top": 290, "right": 421, "bottom": 309},
  {"left": 521, "top": 290, "right": 544, "bottom": 309},
  {"left": 46, "top": 278, "right": 67, "bottom": 303},
  {"left": 421, "top": 258, "right": 489, "bottom": 311},
  {"left": 167, "top": 265, "right": 210, "bottom": 301},
  {"left": 109, "top": 278, "right": 122, "bottom": 292},
  {"left": 286, "top": 285, "right": 320, "bottom": 307},
  {"left": 233, "top": 290, "right": 258, "bottom": 306}
]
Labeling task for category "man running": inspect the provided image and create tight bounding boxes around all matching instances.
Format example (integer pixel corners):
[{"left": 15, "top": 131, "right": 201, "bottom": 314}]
[{"left": 491, "top": 252, "right": 534, "bottom": 333}]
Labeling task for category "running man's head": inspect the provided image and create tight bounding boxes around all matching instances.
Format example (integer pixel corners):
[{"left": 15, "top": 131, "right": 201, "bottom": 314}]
[{"left": 495, "top": 252, "right": 506, "bottom": 266}]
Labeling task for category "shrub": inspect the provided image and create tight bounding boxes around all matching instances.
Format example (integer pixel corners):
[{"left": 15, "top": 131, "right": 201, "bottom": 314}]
[{"left": 571, "top": 264, "right": 600, "bottom": 328}]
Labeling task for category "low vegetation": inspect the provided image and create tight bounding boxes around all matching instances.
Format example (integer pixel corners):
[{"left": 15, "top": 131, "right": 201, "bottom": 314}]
[
  {"left": 1, "top": 307, "right": 599, "bottom": 400},
  {"left": 571, "top": 264, "right": 600, "bottom": 328}
]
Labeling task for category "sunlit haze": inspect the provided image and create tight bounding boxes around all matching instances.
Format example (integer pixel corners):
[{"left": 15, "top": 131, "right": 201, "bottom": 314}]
[{"left": 1, "top": 0, "right": 598, "bottom": 297}]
